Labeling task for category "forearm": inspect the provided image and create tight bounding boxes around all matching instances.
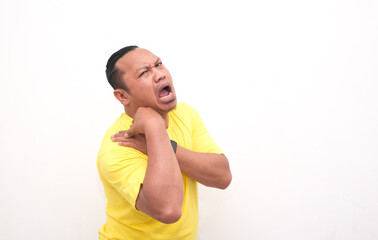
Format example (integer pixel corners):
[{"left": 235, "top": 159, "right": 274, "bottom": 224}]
[
  {"left": 175, "top": 146, "right": 232, "bottom": 189},
  {"left": 136, "top": 123, "right": 183, "bottom": 223}
]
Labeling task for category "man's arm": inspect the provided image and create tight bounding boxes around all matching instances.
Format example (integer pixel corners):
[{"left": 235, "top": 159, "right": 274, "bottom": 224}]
[
  {"left": 125, "top": 107, "right": 183, "bottom": 224},
  {"left": 113, "top": 133, "right": 231, "bottom": 190},
  {"left": 175, "top": 147, "right": 232, "bottom": 189}
]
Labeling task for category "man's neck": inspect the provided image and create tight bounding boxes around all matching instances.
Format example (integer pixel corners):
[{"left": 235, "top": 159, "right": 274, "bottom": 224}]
[
  {"left": 162, "top": 113, "right": 169, "bottom": 129},
  {"left": 124, "top": 107, "right": 170, "bottom": 129}
]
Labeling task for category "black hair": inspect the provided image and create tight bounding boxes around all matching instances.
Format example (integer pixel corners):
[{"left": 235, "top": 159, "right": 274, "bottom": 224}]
[{"left": 105, "top": 45, "right": 139, "bottom": 92}]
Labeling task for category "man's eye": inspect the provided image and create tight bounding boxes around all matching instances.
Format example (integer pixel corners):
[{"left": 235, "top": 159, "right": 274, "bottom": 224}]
[
  {"left": 139, "top": 70, "right": 148, "bottom": 77},
  {"left": 156, "top": 62, "right": 162, "bottom": 67}
]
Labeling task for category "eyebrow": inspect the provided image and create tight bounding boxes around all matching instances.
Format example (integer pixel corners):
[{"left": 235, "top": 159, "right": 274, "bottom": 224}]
[{"left": 136, "top": 57, "right": 161, "bottom": 73}]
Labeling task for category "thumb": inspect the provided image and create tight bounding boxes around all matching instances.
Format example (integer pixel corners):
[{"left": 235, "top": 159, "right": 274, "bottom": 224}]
[{"left": 125, "top": 125, "right": 135, "bottom": 138}]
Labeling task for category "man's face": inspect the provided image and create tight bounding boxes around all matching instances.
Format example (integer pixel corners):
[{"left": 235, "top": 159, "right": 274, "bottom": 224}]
[{"left": 116, "top": 48, "right": 177, "bottom": 116}]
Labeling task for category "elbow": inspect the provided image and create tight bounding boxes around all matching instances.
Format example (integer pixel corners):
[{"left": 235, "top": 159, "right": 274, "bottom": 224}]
[
  {"left": 156, "top": 205, "right": 182, "bottom": 224},
  {"left": 217, "top": 155, "right": 232, "bottom": 190},
  {"left": 137, "top": 184, "right": 183, "bottom": 224},
  {"left": 219, "top": 171, "right": 232, "bottom": 190}
]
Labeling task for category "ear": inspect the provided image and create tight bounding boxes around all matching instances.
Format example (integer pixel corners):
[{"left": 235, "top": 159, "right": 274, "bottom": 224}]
[{"left": 113, "top": 89, "right": 130, "bottom": 106}]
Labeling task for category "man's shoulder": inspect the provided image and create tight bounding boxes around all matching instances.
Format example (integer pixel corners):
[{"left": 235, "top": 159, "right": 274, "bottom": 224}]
[
  {"left": 97, "top": 113, "right": 139, "bottom": 163},
  {"left": 168, "top": 102, "right": 203, "bottom": 132},
  {"left": 172, "top": 102, "right": 197, "bottom": 116},
  {"left": 105, "top": 113, "right": 133, "bottom": 135}
]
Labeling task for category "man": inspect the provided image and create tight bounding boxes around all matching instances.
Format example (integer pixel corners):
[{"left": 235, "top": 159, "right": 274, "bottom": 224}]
[{"left": 97, "top": 45, "right": 232, "bottom": 240}]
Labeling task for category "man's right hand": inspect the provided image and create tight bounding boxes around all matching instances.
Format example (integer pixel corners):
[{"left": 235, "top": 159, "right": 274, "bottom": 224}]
[{"left": 126, "top": 107, "right": 165, "bottom": 137}]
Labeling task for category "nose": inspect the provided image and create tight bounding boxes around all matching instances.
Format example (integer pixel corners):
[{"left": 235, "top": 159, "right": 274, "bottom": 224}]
[{"left": 152, "top": 68, "right": 166, "bottom": 83}]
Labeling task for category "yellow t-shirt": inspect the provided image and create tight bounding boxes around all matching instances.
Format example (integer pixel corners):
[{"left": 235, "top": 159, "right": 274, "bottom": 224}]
[{"left": 97, "top": 103, "right": 222, "bottom": 240}]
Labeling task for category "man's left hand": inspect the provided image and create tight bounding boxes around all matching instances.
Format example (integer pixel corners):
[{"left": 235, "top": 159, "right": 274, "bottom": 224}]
[{"left": 111, "top": 131, "right": 147, "bottom": 155}]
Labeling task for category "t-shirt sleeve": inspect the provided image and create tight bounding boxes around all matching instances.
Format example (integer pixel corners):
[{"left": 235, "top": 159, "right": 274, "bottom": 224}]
[
  {"left": 98, "top": 146, "right": 147, "bottom": 208},
  {"left": 188, "top": 105, "right": 223, "bottom": 154}
]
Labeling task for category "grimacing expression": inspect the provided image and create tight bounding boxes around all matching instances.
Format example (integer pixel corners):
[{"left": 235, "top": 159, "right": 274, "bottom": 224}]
[{"left": 116, "top": 48, "right": 177, "bottom": 116}]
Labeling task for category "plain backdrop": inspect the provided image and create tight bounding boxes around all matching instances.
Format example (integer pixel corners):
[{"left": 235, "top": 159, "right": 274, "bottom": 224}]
[{"left": 1, "top": 0, "right": 378, "bottom": 239}]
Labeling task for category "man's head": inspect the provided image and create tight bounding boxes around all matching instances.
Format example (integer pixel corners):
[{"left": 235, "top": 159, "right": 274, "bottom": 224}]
[
  {"left": 106, "top": 46, "right": 177, "bottom": 117},
  {"left": 106, "top": 45, "right": 139, "bottom": 92}
]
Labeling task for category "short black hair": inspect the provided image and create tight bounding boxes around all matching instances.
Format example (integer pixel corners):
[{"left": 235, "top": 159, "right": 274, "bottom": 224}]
[{"left": 106, "top": 45, "right": 139, "bottom": 92}]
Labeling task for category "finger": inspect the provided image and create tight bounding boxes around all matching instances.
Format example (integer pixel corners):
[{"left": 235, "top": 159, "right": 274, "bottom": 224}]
[
  {"left": 115, "top": 130, "right": 128, "bottom": 136},
  {"left": 126, "top": 125, "right": 135, "bottom": 137},
  {"left": 123, "top": 132, "right": 130, "bottom": 138},
  {"left": 111, "top": 130, "right": 127, "bottom": 139},
  {"left": 111, "top": 133, "right": 132, "bottom": 142},
  {"left": 111, "top": 136, "right": 127, "bottom": 142},
  {"left": 118, "top": 141, "right": 136, "bottom": 148}
]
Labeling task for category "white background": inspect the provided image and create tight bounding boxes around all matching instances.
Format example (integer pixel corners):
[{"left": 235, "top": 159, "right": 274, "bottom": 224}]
[{"left": 1, "top": 0, "right": 378, "bottom": 239}]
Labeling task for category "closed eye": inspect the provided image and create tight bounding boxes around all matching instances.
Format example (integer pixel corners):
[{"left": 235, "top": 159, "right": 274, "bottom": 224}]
[{"left": 139, "top": 70, "right": 149, "bottom": 78}]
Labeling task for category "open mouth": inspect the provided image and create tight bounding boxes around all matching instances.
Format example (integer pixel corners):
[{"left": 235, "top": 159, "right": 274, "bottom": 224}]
[{"left": 159, "top": 85, "right": 172, "bottom": 100}]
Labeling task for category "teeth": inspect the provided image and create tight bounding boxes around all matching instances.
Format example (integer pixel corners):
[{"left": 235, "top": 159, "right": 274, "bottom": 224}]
[{"left": 160, "top": 91, "right": 172, "bottom": 99}]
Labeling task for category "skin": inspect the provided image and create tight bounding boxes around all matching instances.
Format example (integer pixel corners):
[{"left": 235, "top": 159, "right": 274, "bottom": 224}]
[
  {"left": 113, "top": 48, "right": 177, "bottom": 124},
  {"left": 112, "top": 48, "right": 232, "bottom": 224}
]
